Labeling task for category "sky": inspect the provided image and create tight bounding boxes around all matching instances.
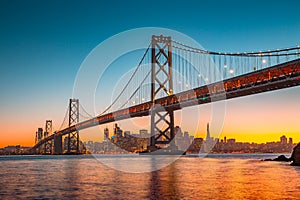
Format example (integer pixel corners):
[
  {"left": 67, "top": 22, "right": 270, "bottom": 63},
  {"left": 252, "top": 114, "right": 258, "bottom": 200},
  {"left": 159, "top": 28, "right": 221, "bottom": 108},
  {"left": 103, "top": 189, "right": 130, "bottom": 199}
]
[{"left": 0, "top": 0, "right": 300, "bottom": 147}]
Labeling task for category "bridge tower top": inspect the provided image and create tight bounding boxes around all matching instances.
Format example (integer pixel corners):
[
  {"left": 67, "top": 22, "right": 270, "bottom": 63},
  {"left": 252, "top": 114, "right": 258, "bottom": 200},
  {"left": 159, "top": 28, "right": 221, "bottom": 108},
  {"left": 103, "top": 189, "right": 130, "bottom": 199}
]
[
  {"left": 69, "top": 99, "right": 79, "bottom": 126},
  {"left": 151, "top": 35, "right": 173, "bottom": 102},
  {"left": 44, "top": 120, "right": 52, "bottom": 138}
]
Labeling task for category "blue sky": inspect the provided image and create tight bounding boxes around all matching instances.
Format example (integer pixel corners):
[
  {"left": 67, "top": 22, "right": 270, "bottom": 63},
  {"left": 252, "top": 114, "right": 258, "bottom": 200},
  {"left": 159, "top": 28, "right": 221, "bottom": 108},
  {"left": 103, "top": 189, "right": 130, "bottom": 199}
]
[{"left": 0, "top": 0, "right": 300, "bottom": 146}]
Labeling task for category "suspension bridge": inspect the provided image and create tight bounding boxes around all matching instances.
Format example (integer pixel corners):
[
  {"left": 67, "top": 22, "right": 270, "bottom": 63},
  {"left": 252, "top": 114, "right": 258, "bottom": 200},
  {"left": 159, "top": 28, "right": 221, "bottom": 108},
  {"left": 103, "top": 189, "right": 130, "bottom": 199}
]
[{"left": 31, "top": 35, "right": 300, "bottom": 154}]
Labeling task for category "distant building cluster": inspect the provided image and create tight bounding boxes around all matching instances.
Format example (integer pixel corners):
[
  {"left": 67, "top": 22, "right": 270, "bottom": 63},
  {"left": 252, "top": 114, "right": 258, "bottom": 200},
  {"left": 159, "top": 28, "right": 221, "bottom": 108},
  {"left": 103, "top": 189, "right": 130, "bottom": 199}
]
[
  {"left": 211, "top": 135, "right": 294, "bottom": 154},
  {"left": 187, "top": 124, "right": 295, "bottom": 154},
  {"left": 82, "top": 123, "right": 297, "bottom": 154},
  {"left": 84, "top": 124, "right": 150, "bottom": 153},
  {"left": 0, "top": 145, "right": 31, "bottom": 155},
  {"left": 1, "top": 123, "right": 297, "bottom": 155}
]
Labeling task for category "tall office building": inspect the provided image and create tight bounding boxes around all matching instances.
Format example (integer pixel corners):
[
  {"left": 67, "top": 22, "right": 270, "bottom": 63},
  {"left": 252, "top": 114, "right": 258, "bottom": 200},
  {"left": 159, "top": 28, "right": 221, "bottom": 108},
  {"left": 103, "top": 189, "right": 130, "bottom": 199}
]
[
  {"left": 175, "top": 126, "right": 183, "bottom": 137},
  {"left": 206, "top": 123, "right": 211, "bottom": 141},
  {"left": 114, "top": 124, "right": 123, "bottom": 138},
  {"left": 104, "top": 127, "right": 109, "bottom": 141},
  {"left": 139, "top": 129, "right": 148, "bottom": 138},
  {"left": 280, "top": 135, "right": 287, "bottom": 144},
  {"left": 37, "top": 128, "right": 43, "bottom": 141}
]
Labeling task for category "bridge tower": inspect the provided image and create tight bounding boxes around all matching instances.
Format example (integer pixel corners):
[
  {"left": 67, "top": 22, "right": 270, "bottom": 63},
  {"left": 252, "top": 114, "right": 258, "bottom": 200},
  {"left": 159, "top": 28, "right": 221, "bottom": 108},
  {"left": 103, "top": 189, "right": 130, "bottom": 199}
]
[
  {"left": 149, "top": 35, "right": 176, "bottom": 150},
  {"left": 43, "top": 120, "right": 53, "bottom": 154},
  {"left": 67, "top": 99, "right": 80, "bottom": 154},
  {"left": 36, "top": 127, "right": 43, "bottom": 154}
]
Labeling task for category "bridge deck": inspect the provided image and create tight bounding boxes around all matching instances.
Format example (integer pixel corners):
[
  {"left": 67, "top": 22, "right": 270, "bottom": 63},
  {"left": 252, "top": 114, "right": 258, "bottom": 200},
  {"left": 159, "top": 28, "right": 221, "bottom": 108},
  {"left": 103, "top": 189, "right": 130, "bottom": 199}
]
[{"left": 33, "top": 58, "right": 300, "bottom": 149}]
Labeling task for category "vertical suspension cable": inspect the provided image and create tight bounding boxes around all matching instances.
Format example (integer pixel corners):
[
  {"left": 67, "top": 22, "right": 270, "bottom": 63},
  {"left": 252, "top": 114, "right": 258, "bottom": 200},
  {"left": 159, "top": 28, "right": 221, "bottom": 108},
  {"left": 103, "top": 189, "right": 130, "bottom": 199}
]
[
  {"left": 268, "top": 51, "right": 271, "bottom": 68},
  {"left": 224, "top": 54, "right": 227, "bottom": 80},
  {"left": 173, "top": 47, "right": 176, "bottom": 93},
  {"left": 218, "top": 54, "right": 221, "bottom": 82},
  {"left": 186, "top": 50, "right": 189, "bottom": 89},
  {"left": 208, "top": 53, "right": 210, "bottom": 82},
  {"left": 189, "top": 51, "right": 193, "bottom": 88},
  {"left": 190, "top": 51, "right": 193, "bottom": 88},
  {"left": 180, "top": 48, "right": 183, "bottom": 92},
  {"left": 235, "top": 56, "right": 239, "bottom": 76},
  {"left": 177, "top": 47, "right": 180, "bottom": 93},
  {"left": 202, "top": 53, "right": 205, "bottom": 83},
  {"left": 229, "top": 55, "right": 233, "bottom": 78},
  {"left": 184, "top": 50, "right": 187, "bottom": 90},
  {"left": 197, "top": 53, "right": 200, "bottom": 87},
  {"left": 213, "top": 54, "right": 216, "bottom": 83}
]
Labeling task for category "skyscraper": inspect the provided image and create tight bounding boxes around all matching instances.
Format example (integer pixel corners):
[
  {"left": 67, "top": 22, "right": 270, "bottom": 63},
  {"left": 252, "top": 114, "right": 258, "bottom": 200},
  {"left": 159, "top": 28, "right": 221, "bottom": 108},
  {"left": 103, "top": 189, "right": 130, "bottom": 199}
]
[
  {"left": 114, "top": 124, "right": 123, "bottom": 138},
  {"left": 37, "top": 128, "right": 43, "bottom": 141},
  {"left": 206, "top": 123, "right": 211, "bottom": 141},
  {"left": 280, "top": 135, "right": 287, "bottom": 144},
  {"left": 104, "top": 127, "right": 109, "bottom": 141}
]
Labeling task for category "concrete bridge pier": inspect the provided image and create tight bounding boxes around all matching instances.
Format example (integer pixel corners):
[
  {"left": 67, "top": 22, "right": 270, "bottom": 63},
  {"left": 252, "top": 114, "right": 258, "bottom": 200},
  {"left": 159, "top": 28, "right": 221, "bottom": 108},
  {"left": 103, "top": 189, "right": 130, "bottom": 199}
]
[{"left": 54, "top": 134, "right": 62, "bottom": 154}]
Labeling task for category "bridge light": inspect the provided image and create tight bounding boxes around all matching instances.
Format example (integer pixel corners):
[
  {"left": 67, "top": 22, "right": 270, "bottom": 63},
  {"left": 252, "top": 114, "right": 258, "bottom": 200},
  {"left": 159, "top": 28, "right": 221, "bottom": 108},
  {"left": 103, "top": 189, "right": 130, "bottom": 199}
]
[
  {"left": 262, "top": 59, "right": 266, "bottom": 64},
  {"left": 198, "top": 74, "right": 201, "bottom": 77},
  {"left": 224, "top": 65, "right": 228, "bottom": 69},
  {"left": 229, "top": 69, "right": 234, "bottom": 74}
]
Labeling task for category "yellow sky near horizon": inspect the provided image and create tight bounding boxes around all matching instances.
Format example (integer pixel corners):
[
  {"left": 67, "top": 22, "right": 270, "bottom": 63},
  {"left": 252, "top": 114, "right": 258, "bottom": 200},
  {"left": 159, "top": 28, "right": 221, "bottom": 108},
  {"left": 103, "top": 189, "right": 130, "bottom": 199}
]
[{"left": 1, "top": 86, "right": 300, "bottom": 148}]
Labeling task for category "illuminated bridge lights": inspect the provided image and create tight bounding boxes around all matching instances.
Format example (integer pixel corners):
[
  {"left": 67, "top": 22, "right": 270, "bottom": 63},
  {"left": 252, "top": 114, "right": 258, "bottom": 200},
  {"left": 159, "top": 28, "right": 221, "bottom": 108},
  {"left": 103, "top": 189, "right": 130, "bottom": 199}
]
[
  {"left": 31, "top": 35, "right": 300, "bottom": 153},
  {"left": 34, "top": 59, "right": 300, "bottom": 147}
]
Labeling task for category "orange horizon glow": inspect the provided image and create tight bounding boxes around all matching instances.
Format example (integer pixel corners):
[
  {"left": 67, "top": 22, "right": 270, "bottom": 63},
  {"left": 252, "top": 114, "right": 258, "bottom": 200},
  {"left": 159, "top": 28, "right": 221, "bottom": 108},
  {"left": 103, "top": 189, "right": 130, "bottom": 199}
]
[
  {"left": 1, "top": 87, "right": 300, "bottom": 148},
  {"left": 2, "top": 128, "right": 298, "bottom": 148}
]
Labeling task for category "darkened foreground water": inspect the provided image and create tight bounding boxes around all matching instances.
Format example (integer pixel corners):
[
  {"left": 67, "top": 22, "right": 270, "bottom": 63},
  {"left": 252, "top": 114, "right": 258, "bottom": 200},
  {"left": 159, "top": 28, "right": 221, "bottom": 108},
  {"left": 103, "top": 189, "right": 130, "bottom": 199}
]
[{"left": 1, "top": 154, "right": 300, "bottom": 199}]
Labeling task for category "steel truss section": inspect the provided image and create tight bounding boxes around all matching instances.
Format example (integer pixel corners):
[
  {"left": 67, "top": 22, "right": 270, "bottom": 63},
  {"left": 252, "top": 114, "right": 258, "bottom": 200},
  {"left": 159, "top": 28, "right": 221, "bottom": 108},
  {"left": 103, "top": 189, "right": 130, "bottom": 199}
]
[
  {"left": 67, "top": 99, "right": 80, "bottom": 153},
  {"left": 44, "top": 139, "right": 53, "bottom": 154},
  {"left": 150, "top": 35, "right": 175, "bottom": 148},
  {"left": 43, "top": 120, "right": 53, "bottom": 154}
]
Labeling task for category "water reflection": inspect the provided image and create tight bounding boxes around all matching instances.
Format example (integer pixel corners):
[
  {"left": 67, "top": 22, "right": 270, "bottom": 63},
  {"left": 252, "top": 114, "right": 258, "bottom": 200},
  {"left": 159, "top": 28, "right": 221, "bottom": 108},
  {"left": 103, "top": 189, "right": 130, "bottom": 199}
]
[{"left": 0, "top": 155, "right": 300, "bottom": 199}]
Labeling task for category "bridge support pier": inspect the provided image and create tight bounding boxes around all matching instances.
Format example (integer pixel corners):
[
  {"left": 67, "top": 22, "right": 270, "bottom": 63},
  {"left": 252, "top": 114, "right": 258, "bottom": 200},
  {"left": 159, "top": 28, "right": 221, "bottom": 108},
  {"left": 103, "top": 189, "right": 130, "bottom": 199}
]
[
  {"left": 44, "top": 140, "right": 53, "bottom": 154},
  {"left": 54, "top": 134, "right": 62, "bottom": 154},
  {"left": 150, "top": 108, "right": 176, "bottom": 147}
]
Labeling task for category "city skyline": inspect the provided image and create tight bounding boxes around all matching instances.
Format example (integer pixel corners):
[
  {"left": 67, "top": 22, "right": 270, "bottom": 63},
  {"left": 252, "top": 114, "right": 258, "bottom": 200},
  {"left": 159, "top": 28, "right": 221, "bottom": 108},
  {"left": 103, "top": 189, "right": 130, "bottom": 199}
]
[
  {"left": 99, "top": 124, "right": 297, "bottom": 144},
  {"left": 1, "top": 123, "right": 296, "bottom": 155},
  {"left": 1, "top": 0, "right": 300, "bottom": 147},
  {"left": 77, "top": 124, "right": 298, "bottom": 155}
]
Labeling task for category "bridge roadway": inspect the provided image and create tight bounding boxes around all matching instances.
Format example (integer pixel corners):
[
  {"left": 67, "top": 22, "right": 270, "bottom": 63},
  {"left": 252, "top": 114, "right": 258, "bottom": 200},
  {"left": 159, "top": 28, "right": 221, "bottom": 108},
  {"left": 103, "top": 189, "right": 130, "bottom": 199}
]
[{"left": 33, "top": 58, "right": 300, "bottom": 149}]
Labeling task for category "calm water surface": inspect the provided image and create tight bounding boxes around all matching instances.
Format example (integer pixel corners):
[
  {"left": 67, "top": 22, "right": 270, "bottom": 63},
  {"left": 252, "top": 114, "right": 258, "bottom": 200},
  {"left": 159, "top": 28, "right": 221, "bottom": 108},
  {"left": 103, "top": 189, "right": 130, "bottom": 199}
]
[{"left": 1, "top": 154, "right": 300, "bottom": 199}]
